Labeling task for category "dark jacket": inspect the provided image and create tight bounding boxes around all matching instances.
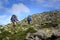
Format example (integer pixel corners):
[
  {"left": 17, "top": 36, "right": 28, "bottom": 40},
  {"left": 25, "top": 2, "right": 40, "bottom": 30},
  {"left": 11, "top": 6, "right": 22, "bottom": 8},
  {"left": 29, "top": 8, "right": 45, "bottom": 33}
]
[{"left": 11, "top": 15, "right": 18, "bottom": 22}]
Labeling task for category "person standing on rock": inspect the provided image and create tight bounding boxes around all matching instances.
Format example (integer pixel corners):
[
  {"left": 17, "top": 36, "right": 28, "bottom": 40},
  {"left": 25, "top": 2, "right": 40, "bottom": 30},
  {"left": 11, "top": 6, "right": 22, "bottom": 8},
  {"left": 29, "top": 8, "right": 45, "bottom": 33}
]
[
  {"left": 11, "top": 15, "right": 19, "bottom": 27},
  {"left": 27, "top": 16, "right": 32, "bottom": 24}
]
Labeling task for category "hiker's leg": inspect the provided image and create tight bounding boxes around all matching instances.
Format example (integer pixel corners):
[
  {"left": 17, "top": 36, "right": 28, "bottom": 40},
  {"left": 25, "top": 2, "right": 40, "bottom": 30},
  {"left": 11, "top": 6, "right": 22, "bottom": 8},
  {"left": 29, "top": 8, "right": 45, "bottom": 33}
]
[
  {"left": 13, "top": 22, "right": 16, "bottom": 27},
  {"left": 13, "top": 22, "right": 17, "bottom": 34},
  {"left": 28, "top": 20, "right": 30, "bottom": 24}
]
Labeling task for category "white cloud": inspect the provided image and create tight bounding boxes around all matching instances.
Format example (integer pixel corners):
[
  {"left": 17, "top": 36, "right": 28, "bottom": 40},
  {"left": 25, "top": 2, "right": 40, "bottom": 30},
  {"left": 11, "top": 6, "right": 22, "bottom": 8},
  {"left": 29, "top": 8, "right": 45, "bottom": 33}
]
[
  {"left": 8, "top": 3, "right": 30, "bottom": 15},
  {"left": 0, "top": 15, "right": 7, "bottom": 25},
  {"left": 0, "top": 15, "right": 11, "bottom": 25},
  {"left": 0, "top": 15, "right": 6, "bottom": 19}
]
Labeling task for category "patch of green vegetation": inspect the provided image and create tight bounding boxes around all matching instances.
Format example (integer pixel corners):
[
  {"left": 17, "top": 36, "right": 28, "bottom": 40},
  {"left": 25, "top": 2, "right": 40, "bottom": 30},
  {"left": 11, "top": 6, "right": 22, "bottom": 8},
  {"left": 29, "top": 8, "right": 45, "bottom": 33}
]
[
  {"left": 0, "top": 25, "right": 37, "bottom": 40},
  {"left": 41, "top": 23, "right": 51, "bottom": 28},
  {"left": 9, "top": 31, "right": 27, "bottom": 40},
  {"left": 0, "top": 28, "right": 11, "bottom": 40},
  {"left": 26, "top": 27, "right": 36, "bottom": 33},
  {"left": 22, "top": 25, "right": 29, "bottom": 28},
  {"left": 56, "top": 19, "right": 60, "bottom": 23}
]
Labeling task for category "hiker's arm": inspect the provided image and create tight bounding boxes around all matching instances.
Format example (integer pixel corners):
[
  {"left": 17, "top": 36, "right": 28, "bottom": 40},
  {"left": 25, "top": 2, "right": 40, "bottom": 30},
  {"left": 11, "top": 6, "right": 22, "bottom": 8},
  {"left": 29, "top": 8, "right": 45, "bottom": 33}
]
[
  {"left": 16, "top": 16, "right": 19, "bottom": 21},
  {"left": 17, "top": 19, "right": 19, "bottom": 21}
]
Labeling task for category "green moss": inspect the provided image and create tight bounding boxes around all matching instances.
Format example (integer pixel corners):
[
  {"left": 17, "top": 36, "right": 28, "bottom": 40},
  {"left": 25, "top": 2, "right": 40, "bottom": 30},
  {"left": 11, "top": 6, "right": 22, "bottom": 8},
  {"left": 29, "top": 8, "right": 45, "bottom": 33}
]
[
  {"left": 9, "top": 31, "right": 27, "bottom": 40},
  {"left": 26, "top": 27, "right": 36, "bottom": 33}
]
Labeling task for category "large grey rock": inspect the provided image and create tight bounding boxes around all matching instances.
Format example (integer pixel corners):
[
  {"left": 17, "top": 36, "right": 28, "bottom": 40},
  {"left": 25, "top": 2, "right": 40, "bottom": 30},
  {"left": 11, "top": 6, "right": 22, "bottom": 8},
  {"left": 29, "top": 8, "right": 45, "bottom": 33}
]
[{"left": 25, "top": 28, "right": 60, "bottom": 40}]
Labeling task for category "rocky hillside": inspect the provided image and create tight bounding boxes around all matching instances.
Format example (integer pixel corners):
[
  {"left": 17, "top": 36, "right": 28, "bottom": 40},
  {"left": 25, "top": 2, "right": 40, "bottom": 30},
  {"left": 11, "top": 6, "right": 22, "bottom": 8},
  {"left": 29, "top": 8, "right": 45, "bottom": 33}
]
[
  {"left": 0, "top": 10, "right": 60, "bottom": 40},
  {"left": 20, "top": 10, "right": 60, "bottom": 28},
  {"left": 19, "top": 10, "right": 60, "bottom": 40}
]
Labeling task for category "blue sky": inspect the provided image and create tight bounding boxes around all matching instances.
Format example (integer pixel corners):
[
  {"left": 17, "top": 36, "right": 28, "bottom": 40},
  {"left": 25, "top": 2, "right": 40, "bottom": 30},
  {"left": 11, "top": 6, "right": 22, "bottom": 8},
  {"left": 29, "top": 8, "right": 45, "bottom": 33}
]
[{"left": 0, "top": 0, "right": 60, "bottom": 25}]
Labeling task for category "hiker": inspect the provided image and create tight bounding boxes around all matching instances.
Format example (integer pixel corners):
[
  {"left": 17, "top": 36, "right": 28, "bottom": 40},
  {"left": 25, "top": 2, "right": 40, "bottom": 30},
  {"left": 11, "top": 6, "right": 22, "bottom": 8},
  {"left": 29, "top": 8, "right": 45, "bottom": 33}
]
[
  {"left": 27, "top": 16, "right": 32, "bottom": 24},
  {"left": 11, "top": 15, "right": 18, "bottom": 27}
]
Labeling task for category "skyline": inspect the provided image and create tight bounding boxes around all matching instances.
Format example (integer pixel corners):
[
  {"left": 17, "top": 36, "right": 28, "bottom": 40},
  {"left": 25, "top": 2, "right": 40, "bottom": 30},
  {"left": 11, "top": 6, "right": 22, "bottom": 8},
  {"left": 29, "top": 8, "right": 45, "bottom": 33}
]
[{"left": 0, "top": 0, "right": 60, "bottom": 25}]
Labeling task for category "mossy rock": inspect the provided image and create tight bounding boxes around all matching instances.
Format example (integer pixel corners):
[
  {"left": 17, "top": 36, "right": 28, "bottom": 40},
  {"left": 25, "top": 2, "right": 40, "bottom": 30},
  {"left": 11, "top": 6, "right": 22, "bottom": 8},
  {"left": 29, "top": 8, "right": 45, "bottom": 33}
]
[{"left": 26, "top": 27, "right": 37, "bottom": 33}]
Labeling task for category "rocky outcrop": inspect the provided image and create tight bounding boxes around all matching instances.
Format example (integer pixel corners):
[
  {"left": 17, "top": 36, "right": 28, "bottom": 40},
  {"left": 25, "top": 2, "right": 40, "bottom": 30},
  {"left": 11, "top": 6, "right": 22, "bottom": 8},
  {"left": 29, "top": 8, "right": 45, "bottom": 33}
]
[{"left": 25, "top": 28, "right": 60, "bottom": 40}]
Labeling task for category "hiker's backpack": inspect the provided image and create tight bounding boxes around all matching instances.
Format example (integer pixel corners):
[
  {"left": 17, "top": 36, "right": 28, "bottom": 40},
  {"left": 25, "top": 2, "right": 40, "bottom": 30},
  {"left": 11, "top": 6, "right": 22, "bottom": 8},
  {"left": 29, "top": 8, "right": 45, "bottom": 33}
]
[
  {"left": 27, "top": 17, "right": 32, "bottom": 21},
  {"left": 11, "top": 15, "right": 18, "bottom": 22}
]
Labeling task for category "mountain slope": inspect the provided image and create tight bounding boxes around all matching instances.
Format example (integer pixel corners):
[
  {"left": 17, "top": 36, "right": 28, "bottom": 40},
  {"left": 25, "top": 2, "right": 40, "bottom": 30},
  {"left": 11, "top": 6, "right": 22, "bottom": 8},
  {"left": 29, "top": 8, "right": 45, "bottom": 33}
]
[
  {"left": 20, "top": 10, "right": 60, "bottom": 28},
  {"left": 0, "top": 10, "right": 60, "bottom": 40}
]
